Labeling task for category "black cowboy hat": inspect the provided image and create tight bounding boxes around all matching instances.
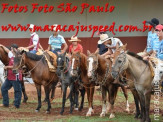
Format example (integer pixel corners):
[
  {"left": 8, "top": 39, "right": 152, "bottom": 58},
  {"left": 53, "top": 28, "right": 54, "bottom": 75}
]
[{"left": 146, "top": 18, "right": 159, "bottom": 28}]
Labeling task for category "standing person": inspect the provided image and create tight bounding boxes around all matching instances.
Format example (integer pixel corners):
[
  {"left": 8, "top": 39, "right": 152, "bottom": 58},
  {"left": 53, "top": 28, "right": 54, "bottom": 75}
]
[
  {"left": 0, "top": 44, "right": 22, "bottom": 108},
  {"left": 146, "top": 18, "right": 159, "bottom": 53},
  {"left": 26, "top": 24, "right": 40, "bottom": 54},
  {"left": 48, "top": 24, "right": 68, "bottom": 55},
  {"left": 68, "top": 36, "right": 83, "bottom": 54}
]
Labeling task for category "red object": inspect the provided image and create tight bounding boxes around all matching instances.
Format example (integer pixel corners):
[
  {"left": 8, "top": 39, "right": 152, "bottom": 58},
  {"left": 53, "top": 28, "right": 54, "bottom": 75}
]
[
  {"left": 96, "top": 28, "right": 106, "bottom": 35},
  {"left": 28, "top": 34, "right": 39, "bottom": 51},
  {"left": 155, "top": 24, "right": 163, "bottom": 31},
  {"left": 69, "top": 43, "right": 83, "bottom": 53},
  {"left": 7, "top": 57, "right": 22, "bottom": 81}
]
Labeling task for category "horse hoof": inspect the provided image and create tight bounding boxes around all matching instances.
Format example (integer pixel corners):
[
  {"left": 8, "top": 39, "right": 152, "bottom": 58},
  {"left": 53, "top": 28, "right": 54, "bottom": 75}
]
[
  {"left": 125, "top": 108, "right": 130, "bottom": 113},
  {"left": 74, "top": 108, "right": 78, "bottom": 111},
  {"left": 35, "top": 110, "right": 39, "bottom": 113},
  {"left": 86, "top": 113, "right": 91, "bottom": 117},
  {"left": 46, "top": 111, "right": 50, "bottom": 114},
  {"left": 100, "top": 113, "right": 106, "bottom": 117},
  {"left": 109, "top": 113, "right": 115, "bottom": 119}
]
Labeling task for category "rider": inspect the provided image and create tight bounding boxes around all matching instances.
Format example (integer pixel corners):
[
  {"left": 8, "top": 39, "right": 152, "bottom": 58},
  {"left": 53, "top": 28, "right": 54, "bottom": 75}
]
[
  {"left": 95, "top": 28, "right": 108, "bottom": 55},
  {"left": 26, "top": 24, "right": 41, "bottom": 54},
  {"left": 68, "top": 36, "right": 83, "bottom": 54},
  {"left": 0, "top": 44, "right": 22, "bottom": 108},
  {"left": 98, "top": 34, "right": 123, "bottom": 58},
  {"left": 145, "top": 18, "right": 159, "bottom": 53},
  {"left": 48, "top": 24, "right": 68, "bottom": 55},
  {"left": 155, "top": 24, "right": 163, "bottom": 60}
]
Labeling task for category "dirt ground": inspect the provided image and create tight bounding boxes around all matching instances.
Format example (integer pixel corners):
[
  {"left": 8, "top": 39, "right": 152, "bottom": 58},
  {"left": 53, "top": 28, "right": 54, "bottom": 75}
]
[{"left": 0, "top": 84, "right": 162, "bottom": 121}]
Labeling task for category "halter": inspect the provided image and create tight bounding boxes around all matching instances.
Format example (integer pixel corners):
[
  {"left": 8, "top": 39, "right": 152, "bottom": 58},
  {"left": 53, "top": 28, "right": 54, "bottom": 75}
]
[
  {"left": 57, "top": 57, "right": 71, "bottom": 74},
  {"left": 72, "top": 54, "right": 81, "bottom": 74},
  {"left": 114, "top": 51, "right": 127, "bottom": 75}
]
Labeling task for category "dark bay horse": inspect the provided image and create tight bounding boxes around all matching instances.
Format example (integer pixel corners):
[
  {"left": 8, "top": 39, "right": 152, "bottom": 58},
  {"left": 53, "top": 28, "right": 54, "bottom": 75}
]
[
  {"left": 56, "top": 53, "right": 85, "bottom": 114},
  {"left": 13, "top": 51, "right": 58, "bottom": 113},
  {"left": 71, "top": 52, "right": 95, "bottom": 116},
  {"left": 0, "top": 46, "right": 28, "bottom": 103},
  {"left": 87, "top": 50, "right": 130, "bottom": 119},
  {"left": 111, "top": 51, "right": 153, "bottom": 122}
]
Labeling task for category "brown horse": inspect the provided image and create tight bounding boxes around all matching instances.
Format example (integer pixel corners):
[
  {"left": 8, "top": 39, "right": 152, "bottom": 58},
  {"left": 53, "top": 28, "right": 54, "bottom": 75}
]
[
  {"left": 13, "top": 50, "right": 58, "bottom": 113},
  {"left": 111, "top": 48, "right": 153, "bottom": 122},
  {"left": 70, "top": 52, "right": 95, "bottom": 116},
  {"left": 87, "top": 50, "right": 130, "bottom": 119},
  {"left": 0, "top": 46, "right": 28, "bottom": 103}
]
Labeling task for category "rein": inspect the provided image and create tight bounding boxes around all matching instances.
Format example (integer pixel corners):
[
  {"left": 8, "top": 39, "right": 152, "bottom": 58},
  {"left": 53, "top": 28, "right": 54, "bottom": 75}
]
[{"left": 16, "top": 52, "right": 45, "bottom": 75}]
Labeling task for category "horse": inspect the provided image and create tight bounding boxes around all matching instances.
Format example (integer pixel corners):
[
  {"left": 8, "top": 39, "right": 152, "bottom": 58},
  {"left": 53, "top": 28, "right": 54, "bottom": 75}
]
[
  {"left": 70, "top": 51, "right": 95, "bottom": 116},
  {"left": 86, "top": 50, "right": 130, "bottom": 119},
  {"left": 111, "top": 50, "right": 153, "bottom": 122},
  {"left": 112, "top": 44, "right": 142, "bottom": 119},
  {"left": 0, "top": 60, "right": 5, "bottom": 98},
  {"left": 13, "top": 50, "right": 59, "bottom": 113},
  {"left": 0, "top": 46, "right": 28, "bottom": 103},
  {"left": 56, "top": 53, "right": 85, "bottom": 114}
]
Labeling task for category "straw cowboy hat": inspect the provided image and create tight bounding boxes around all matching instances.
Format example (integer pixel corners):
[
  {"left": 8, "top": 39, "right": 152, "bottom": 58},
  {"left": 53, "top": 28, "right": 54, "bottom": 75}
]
[
  {"left": 29, "top": 24, "right": 34, "bottom": 29},
  {"left": 98, "top": 34, "right": 112, "bottom": 44},
  {"left": 68, "top": 36, "right": 81, "bottom": 42}
]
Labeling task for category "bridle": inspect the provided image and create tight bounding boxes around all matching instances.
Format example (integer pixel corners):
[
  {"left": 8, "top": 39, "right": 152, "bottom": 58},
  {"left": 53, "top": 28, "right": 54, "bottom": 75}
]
[
  {"left": 14, "top": 52, "right": 45, "bottom": 74},
  {"left": 112, "top": 51, "right": 127, "bottom": 76},
  {"left": 71, "top": 54, "right": 81, "bottom": 75}
]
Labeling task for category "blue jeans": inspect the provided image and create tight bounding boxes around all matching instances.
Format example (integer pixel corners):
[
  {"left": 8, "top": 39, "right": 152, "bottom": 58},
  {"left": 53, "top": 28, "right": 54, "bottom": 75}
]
[
  {"left": 29, "top": 50, "right": 37, "bottom": 54},
  {"left": 1, "top": 79, "right": 22, "bottom": 107},
  {"left": 51, "top": 49, "right": 61, "bottom": 55}
]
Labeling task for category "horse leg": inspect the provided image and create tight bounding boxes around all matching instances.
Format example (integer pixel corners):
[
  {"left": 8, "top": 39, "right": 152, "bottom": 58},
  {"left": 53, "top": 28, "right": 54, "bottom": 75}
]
[
  {"left": 137, "top": 91, "right": 146, "bottom": 122},
  {"left": 79, "top": 87, "right": 85, "bottom": 111},
  {"left": 108, "top": 84, "right": 118, "bottom": 119},
  {"left": 21, "top": 80, "right": 28, "bottom": 103},
  {"left": 35, "top": 83, "right": 42, "bottom": 112},
  {"left": 60, "top": 83, "right": 67, "bottom": 115},
  {"left": 69, "top": 83, "right": 74, "bottom": 114},
  {"left": 88, "top": 84, "right": 95, "bottom": 116},
  {"left": 44, "top": 85, "right": 51, "bottom": 114},
  {"left": 130, "top": 89, "right": 141, "bottom": 119},
  {"left": 121, "top": 86, "right": 130, "bottom": 113},
  {"left": 144, "top": 91, "right": 151, "bottom": 122},
  {"left": 100, "top": 85, "right": 107, "bottom": 117},
  {"left": 74, "top": 85, "right": 79, "bottom": 110},
  {"left": 86, "top": 86, "right": 91, "bottom": 116}
]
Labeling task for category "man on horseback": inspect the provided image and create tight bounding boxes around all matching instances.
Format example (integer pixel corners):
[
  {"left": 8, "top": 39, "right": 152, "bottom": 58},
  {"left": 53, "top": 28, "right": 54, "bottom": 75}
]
[
  {"left": 98, "top": 34, "right": 123, "bottom": 58},
  {"left": 48, "top": 24, "right": 68, "bottom": 55},
  {"left": 26, "top": 24, "right": 40, "bottom": 54},
  {"left": 95, "top": 28, "right": 108, "bottom": 55},
  {"left": 0, "top": 44, "right": 22, "bottom": 108}
]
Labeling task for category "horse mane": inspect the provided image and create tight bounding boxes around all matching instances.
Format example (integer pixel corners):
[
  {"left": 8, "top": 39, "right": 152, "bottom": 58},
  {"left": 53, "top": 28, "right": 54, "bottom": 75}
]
[
  {"left": 127, "top": 51, "right": 148, "bottom": 64},
  {"left": 25, "top": 52, "right": 46, "bottom": 64}
]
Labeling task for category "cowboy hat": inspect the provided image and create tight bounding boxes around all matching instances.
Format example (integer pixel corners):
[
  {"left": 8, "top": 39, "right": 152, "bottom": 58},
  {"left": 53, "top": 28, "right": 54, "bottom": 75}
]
[
  {"left": 98, "top": 34, "right": 112, "bottom": 44},
  {"left": 68, "top": 36, "right": 81, "bottom": 42},
  {"left": 49, "top": 24, "right": 60, "bottom": 32}
]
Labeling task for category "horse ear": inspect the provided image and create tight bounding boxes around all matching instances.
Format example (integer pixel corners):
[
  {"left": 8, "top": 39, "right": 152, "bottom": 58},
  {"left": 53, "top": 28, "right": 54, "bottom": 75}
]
[
  {"left": 123, "top": 44, "right": 127, "bottom": 50},
  {"left": 95, "top": 49, "right": 99, "bottom": 55},
  {"left": 87, "top": 50, "right": 91, "bottom": 55}
]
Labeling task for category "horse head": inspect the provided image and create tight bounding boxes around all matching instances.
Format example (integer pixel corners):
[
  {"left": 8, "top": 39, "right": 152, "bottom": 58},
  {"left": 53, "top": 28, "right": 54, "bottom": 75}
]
[
  {"left": 13, "top": 49, "right": 25, "bottom": 72},
  {"left": 87, "top": 50, "right": 98, "bottom": 80},
  {"left": 0, "top": 46, "right": 9, "bottom": 65},
  {"left": 70, "top": 51, "right": 81, "bottom": 77},
  {"left": 111, "top": 44, "right": 128, "bottom": 79},
  {"left": 56, "top": 52, "right": 66, "bottom": 76}
]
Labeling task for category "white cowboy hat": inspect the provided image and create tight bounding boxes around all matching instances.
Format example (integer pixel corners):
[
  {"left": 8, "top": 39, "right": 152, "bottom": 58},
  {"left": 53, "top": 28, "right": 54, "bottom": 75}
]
[
  {"left": 68, "top": 36, "right": 81, "bottom": 42},
  {"left": 98, "top": 34, "right": 112, "bottom": 44},
  {"left": 49, "top": 24, "right": 60, "bottom": 32},
  {"left": 29, "top": 24, "right": 34, "bottom": 29}
]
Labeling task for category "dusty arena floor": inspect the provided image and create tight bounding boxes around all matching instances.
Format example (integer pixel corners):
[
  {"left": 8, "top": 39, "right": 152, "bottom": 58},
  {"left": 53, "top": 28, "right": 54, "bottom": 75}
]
[{"left": 0, "top": 84, "right": 162, "bottom": 122}]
